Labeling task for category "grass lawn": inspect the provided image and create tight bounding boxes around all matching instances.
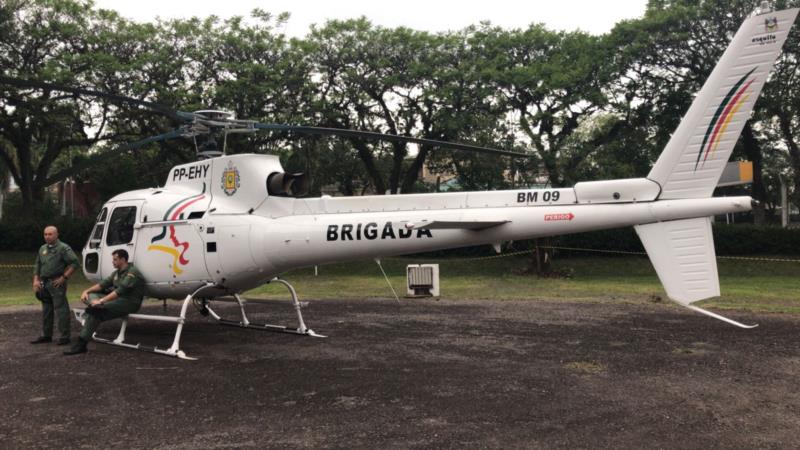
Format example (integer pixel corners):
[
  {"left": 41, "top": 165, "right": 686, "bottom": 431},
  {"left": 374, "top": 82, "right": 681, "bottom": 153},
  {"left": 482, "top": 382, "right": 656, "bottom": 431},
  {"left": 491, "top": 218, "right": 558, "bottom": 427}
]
[{"left": 1, "top": 251, "right": 798, "bottom": 312}]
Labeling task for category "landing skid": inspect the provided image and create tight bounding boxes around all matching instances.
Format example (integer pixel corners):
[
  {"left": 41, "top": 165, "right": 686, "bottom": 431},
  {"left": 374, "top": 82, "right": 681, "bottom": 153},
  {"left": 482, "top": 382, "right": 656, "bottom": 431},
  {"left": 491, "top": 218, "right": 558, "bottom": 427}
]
[
  {"left": 72, "top": 278, "right": 323, "bottom": 360},
  {"left": 686, "top": 305, "right": 758, "bottom": 329},
  {"left": 73, "top": 283, "right": 215, "bottom": 360},
  {"left": 202, "top": 278, "right": 325, "bottom": 338}
]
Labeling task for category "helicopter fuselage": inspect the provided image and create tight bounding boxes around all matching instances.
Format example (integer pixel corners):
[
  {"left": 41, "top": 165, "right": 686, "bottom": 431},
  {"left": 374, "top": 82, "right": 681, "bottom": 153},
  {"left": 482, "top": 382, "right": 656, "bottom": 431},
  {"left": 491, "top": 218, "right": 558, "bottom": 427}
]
[{"left": 81, "top": 153, "right": 752, "bottom": 299}]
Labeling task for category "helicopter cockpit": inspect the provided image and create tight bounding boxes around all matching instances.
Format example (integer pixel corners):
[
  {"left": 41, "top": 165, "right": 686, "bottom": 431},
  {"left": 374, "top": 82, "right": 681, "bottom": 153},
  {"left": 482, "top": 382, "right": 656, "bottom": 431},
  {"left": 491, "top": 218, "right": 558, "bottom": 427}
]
[{"left": 83, "top": 199, "right": 140, "bottom": 283}]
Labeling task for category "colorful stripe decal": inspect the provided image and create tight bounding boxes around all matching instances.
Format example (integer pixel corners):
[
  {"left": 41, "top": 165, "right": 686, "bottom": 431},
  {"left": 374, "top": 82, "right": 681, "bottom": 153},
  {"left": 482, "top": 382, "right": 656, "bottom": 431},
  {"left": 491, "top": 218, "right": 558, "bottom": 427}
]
[
  {"left": 148, "top": 184, "right": 207, "bottom": 275},
  {"left": 694, "top": 67, "right": 757, "bottom": 171},
  {"left": 167, "top": 195, "right": 206, "bottom": 266},
  {"left": 703, "top": 78, "right": 755, "bottom": 164},
  {"left": 709, "top": 91, "right": 751, "bottom": 158},
  {"left": 151, "top": 183, "right": 206, "bottom": 243},
  {"left": 147, "top": 245, "right": 184, "bottom": 275}
]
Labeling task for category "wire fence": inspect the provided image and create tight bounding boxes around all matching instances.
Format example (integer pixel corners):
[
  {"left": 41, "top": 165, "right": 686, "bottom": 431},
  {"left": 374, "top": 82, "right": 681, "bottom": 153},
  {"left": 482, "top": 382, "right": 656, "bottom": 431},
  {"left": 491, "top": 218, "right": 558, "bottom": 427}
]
[
  {"left": 3, "top": 245, "right": 800, "bottom": 270},
  {"left": 391, "top": 245, "right": 800, "bottom": 263}
]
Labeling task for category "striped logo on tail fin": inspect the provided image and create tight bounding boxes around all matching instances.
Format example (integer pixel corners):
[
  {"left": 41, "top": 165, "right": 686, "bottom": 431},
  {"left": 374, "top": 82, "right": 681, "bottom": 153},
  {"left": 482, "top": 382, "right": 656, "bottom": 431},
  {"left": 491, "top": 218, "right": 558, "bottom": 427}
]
[{"left": 694, "top": 67, "right": 758, "bottom": 171}]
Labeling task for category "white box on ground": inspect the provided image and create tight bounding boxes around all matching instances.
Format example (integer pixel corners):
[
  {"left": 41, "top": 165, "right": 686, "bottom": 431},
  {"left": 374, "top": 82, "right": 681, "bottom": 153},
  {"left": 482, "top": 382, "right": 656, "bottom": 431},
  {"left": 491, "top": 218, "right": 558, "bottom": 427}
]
[{"left": 406, "top": 264, "right": 440, "bottom": 297}]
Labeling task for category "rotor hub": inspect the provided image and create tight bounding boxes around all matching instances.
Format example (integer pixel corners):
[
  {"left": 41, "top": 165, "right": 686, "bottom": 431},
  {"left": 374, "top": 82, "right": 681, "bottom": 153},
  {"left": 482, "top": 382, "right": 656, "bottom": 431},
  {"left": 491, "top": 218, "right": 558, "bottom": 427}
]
[{"left": 193, "top": 110, "right": 235, "bottom": 121}]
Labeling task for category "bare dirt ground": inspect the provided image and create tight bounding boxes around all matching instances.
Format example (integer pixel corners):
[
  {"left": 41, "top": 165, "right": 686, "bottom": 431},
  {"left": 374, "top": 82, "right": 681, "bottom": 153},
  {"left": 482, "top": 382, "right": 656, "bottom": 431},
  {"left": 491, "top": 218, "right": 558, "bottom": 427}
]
[{"left": 1, "top": 297, "right": 799, "bottom": 449}]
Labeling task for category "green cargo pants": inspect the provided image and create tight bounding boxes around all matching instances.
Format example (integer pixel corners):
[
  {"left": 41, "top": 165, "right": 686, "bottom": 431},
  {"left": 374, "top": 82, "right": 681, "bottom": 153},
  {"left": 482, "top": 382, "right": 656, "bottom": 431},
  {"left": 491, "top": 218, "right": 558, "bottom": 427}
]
[
  {"left": 39, "top": 280, "right": 71, "bottom": 339},
  {"left": 79, "top": 293, "right": 139, "bottom": 341}
]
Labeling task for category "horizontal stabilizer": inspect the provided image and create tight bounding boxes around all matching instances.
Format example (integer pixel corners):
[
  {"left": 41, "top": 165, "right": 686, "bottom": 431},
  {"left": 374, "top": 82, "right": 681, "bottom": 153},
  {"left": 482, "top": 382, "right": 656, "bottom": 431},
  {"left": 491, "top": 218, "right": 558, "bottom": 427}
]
[
  {"left": 410, "top": 220, "right": 511, "bottom": 230},
  {"left": 635, "top": 217, "right": 757, "bottom": 328}
]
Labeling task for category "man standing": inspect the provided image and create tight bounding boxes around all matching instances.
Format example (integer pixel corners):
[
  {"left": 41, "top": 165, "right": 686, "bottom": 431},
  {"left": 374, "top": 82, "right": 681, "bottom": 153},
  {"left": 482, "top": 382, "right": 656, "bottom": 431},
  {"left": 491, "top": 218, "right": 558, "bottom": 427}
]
[
  {"left": 31, "top": 226, "right": 80, "bottom": 345},
  {"left": 64, "top": 249, "right": 146, "bottom": 355}
]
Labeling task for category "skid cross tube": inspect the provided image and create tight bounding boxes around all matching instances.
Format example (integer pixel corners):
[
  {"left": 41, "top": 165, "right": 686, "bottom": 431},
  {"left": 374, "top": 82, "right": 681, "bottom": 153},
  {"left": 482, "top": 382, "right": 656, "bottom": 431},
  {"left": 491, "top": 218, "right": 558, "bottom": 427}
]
[
  {"left": 73, "top": 282, "right": 216, "bottom": 360},
  {"left": 204, "top": 278, "right": 325, "bottom": 337}
]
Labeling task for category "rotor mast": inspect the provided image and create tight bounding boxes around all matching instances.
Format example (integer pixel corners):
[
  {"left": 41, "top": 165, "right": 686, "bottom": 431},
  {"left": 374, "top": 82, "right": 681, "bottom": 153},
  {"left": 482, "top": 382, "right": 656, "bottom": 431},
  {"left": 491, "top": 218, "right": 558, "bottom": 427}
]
[{"left": 188, "top": 110, "right": 257, "bottom": 159}]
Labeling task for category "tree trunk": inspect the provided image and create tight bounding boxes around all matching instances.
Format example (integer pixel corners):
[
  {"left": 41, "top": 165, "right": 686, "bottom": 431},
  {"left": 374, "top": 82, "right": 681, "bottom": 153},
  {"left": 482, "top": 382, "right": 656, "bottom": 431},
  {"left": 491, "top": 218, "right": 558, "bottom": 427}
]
[
  {"left": 389, "top": 141, "right": 406, "bottom": 194},
  {"left": 400, "top": 147, "right": 430, "bottom": 194},
  {"left": 352, "top": 140, "right": 387, "bottom": 195},
  {"left": 777, "top": 112, "right": 800, "bottom": 208},
  {"left": 741, "top": 122, "right": 766, "bottom": 224},
  {"left": 531, "top": 238, "right": 552, "bottom": 276}
]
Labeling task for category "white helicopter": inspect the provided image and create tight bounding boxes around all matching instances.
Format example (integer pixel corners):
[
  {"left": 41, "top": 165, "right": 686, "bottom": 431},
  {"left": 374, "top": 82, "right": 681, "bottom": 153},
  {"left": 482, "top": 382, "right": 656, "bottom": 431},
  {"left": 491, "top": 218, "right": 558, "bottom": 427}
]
[{"left": 4, "top": 4, "right": 797, "bottom": 359}]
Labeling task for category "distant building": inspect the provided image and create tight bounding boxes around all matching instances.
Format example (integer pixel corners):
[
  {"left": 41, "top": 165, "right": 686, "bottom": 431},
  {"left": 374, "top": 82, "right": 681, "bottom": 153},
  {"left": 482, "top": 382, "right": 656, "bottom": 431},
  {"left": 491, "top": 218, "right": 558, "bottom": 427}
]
[{"left": 56, "top": 180, "right": 100, "bottom": 218}]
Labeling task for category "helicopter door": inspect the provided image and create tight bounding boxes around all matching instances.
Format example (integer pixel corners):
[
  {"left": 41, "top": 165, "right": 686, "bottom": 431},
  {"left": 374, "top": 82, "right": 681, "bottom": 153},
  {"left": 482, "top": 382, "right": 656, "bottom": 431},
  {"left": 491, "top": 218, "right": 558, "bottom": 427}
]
[
  {"left": 82, "top": 207, "right": 108, "bottom": 282},
  {"left": 99, "top": 201, "right": 143, "bottom": 279}
]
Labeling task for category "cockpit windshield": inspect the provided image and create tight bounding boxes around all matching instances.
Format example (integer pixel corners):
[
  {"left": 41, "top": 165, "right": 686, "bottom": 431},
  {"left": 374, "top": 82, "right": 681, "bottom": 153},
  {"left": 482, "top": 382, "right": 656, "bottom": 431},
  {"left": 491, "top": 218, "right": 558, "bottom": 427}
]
[
  {"left": 88, "top": 207, "right": 107, "bottom": 249},
  {"left": 106, "top": 206, "right": 137, "bottom": 245}
]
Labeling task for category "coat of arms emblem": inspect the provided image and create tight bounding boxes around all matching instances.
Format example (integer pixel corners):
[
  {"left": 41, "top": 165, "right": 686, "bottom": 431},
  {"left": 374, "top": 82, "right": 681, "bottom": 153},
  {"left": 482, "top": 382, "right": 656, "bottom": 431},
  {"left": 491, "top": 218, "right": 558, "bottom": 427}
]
[
  {"left": 765, "top": 17, "right": 778, "bottom": 31},
  {"left": 221, "top": 162, "right": 241, "bottom": 196}
]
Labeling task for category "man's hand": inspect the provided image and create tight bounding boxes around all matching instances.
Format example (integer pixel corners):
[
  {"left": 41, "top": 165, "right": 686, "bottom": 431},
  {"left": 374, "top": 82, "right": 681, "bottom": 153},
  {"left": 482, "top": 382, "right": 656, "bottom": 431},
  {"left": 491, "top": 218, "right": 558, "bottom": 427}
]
[
  {"left": 32, "top": 280, "right": 41, "bottom": 294},
  {"left": 89, "top": 298, "right": 104, "bottom": 308},
  {"left": 52, "top": 276, "right": 66, "bottom": 288},
  {"left": 80, "top": 290, "right": 90, "bottom": 303}
]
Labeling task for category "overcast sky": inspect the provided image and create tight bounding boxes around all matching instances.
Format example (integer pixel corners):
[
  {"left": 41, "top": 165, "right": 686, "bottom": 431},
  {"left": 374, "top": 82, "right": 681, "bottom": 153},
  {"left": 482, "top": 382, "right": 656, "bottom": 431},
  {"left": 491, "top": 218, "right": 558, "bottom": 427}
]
[{"left": 92, "top": 0, "right": 648, "bottom": 36}]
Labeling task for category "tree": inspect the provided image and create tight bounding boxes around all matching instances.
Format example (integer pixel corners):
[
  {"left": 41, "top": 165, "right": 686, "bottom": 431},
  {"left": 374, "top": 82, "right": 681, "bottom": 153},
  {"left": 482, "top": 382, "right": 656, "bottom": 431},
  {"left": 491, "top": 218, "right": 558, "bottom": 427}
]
[
  {"left": 0, "top": 0, "right": 124, "bottom": 216},
  {"left": 760, "top": 0, "right": 800, "bottom": 206},
  {"left": 607, "top": 0, "right": 800, "bottom": 222},
  {"left": 409, "top": 27, "right": 527, "bottom": 192},
  {"left": 478, "top": 24, "right": 618, "bottom": 187},
  {"left": 303, "top": 20, "right": 520, "bottom": 194}
]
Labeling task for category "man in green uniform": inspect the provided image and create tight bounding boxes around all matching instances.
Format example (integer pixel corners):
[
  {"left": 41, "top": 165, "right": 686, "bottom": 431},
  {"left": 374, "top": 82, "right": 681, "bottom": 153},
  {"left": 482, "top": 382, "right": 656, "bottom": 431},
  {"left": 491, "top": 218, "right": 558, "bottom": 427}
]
[
  {"left": 64, "top": 249, "right": 146, "bottom": 355},
  {"left": 31, "top": 226, "right": 80, "bottom": 345}
]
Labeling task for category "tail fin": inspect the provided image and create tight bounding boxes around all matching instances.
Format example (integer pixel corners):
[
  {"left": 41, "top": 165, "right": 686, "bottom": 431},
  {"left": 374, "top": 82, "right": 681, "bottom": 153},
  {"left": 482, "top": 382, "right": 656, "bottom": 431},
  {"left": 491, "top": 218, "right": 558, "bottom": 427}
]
[
  {"left": 635, "top": 218, "right": 756, "bottom": 328},
  {"left": 647, "top": 7, "right": 799, "bottom": 199}
]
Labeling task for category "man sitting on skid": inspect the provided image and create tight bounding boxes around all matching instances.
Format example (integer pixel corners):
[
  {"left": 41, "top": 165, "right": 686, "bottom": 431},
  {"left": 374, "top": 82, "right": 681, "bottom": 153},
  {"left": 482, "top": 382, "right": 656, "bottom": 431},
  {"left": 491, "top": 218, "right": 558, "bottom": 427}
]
[{"left": 64, "top": 249, "right": 146, "bottom": 355}]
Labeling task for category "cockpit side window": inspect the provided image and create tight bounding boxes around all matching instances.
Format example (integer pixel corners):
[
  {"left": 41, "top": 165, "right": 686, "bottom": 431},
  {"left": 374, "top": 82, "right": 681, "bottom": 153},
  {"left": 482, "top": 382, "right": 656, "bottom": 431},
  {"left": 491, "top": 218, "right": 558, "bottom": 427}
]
[
  {"left": 88, "top": 208, "right": 108, "bottom": 249},
  {"left": 106, "top": 206, "right": 137, "bottom": 246}
]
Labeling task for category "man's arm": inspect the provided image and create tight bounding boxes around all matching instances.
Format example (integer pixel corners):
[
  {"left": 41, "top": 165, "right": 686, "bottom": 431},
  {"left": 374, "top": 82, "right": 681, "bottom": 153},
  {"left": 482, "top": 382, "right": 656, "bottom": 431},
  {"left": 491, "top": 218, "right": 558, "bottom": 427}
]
[
  {"left": 83, "top": 272, "right": 116, "bottom": 306},
  {"left": 80, "top": 283, "right": 104, "bottom": 304},
  {"left": 53, "top": 245, "right": 80, "bottom": 288},
  {"left": 88, "top": 290, "right": 118, "bottom": 307},
  {"left": 32, "top": 251, "right": 41, "bottom": 293},
  {"left": 90, "top": 271, "right": 142, "bottom": 307}
]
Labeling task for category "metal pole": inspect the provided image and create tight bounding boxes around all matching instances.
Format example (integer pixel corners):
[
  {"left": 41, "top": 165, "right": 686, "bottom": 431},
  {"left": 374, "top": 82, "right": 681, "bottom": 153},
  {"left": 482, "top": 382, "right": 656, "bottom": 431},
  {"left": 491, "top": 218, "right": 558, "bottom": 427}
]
[
  {"left": 61, "top": 180, "right": 67, "bottom": 216},
  {"left": 780, "top": 174, "right": 789, "bottom": 228}
]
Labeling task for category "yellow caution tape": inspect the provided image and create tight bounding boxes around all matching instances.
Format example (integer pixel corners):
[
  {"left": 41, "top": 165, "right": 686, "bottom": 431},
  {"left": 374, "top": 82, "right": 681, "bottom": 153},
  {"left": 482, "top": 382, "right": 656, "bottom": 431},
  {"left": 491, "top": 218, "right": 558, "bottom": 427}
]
[
  {"left": 391, "top": 245, "right": 800, "bottom": 263},
  {"left": 3, "top": 246, "right": 799, "bottom": 269}
]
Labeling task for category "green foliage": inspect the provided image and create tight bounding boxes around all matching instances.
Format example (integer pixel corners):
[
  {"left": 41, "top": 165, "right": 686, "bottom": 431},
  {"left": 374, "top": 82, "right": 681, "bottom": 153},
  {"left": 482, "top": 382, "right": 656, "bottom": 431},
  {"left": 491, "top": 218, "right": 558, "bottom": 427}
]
[
  {"left": 0, "top": 190, "right": 58, "bottom": 221},
  {"left": 558, "top": 228, "right": 645, "bottom": 254},
  {"left": 0, "top": 215, "right": 93, "bottom": 252},
  {"left": 607, "top": 0, "right": 800, "bottom": 215},
  {"left": 1, "top": 0, "right": 800, "bottom": 230},
  {"left": 557, "top": 223, "right": 800, "bottom": 256},
  {"left": 713, "top": 224, "right": 800, "bottom": 255},
  {"left": 0, "top": 0, "right": 132, "bottom": 214}
]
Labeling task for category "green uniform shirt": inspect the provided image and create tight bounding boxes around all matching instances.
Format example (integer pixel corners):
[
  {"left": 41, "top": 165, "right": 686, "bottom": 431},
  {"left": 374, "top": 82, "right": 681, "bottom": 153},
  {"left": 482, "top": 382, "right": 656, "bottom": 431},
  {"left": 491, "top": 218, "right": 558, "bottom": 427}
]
[
  {"left": 34, "top": 240, "right": 80, "bottom": 278},
  {"left": 99, "top": 264, "right": 147, "bottom": 309}
]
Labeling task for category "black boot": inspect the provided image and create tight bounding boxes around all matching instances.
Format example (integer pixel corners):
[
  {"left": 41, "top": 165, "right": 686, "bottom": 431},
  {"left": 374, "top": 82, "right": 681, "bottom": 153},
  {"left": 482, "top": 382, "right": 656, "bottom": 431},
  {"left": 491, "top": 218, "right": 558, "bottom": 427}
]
[
  {"left": 63, "top": 338, "right": 88, "bottom": 355},
  {"left": 30, "top": 336, "right": 52, "bottom": 344}
]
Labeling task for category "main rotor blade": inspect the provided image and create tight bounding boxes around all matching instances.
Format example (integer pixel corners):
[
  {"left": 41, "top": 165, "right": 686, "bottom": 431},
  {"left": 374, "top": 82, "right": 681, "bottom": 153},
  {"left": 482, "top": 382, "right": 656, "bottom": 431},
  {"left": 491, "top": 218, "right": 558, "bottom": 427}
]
[
  {"left": 0, "top": 76, "right": 195, "bottom": 122},
  {"left": 253, "top": 123, "right": 531, "bottom": 158},
  {"left": 39, "top": 128, "right": 187, "bottom": 187}
]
